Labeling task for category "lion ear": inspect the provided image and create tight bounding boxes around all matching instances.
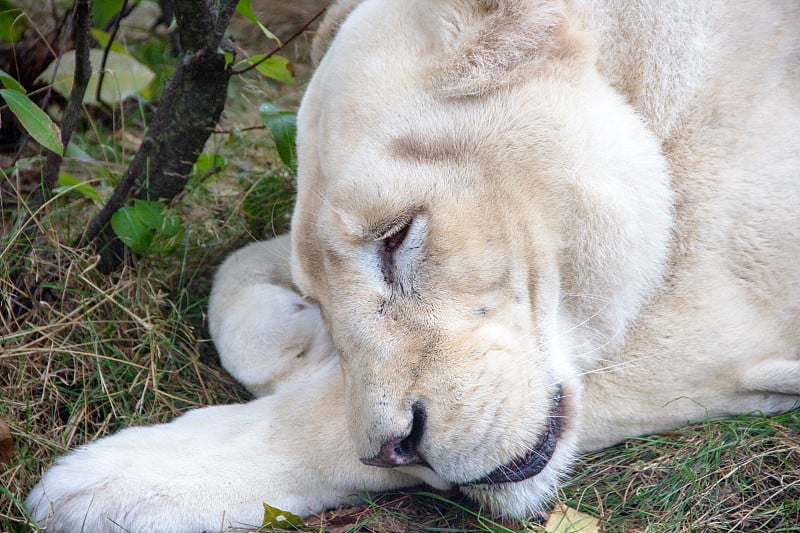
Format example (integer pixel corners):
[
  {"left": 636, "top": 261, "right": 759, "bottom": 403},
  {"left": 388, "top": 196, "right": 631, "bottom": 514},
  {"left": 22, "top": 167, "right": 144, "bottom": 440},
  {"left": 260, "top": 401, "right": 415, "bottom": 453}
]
[{"left": 425, "top": 0, "right": 593, "bottom": 95}]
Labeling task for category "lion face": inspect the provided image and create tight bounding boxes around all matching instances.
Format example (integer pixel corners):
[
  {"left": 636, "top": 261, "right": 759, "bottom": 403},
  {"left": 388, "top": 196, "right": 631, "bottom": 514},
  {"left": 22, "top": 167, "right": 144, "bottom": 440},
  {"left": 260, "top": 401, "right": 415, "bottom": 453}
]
[{"left": 291, "top": 0, "right": 673, "bottom": 515}]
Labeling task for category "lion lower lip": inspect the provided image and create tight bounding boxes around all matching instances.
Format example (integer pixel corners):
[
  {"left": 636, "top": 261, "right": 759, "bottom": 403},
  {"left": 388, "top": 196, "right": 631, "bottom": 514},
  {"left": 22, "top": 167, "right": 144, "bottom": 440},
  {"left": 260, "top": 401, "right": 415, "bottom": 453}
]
[{"left": 467, "top": 387, "right": 564, "bottom": 485}]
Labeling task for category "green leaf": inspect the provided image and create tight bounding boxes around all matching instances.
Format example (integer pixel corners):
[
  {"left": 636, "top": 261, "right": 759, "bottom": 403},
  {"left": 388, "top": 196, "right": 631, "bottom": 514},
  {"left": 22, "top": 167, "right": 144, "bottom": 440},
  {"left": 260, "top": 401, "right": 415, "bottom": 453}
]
[
  {"left": 131, "top": 200, "right": 166, "bottom": 231},
  {"left": 132, "top": 200, "right": 183, "bottom": 238},
  {"left": 64, "top": 141, "right": 95, "bottom": 161},
  {"left": 239, "top": 55, "right": 294, "bottom": 85},
  {"left": 0, "top": 88, "right": 63, "bottom": 155},
  {"left": 220, "top": 49, "right": 234, "bottom": 69},
  {"left": 0, "top": 3, "right": 27, "bottom": 43},
  {"left": 111, "top": 205, "right": 153, "bottom": 254},
  {"left": 37, "top": 49, "right": 155, "bottom": 105},
  {"left": 148, "top": 219, "right": 184, "bottom": 254},
  {"left": 235, "top": 0, "right": 281, "bottom": 44},
  {"left": 261, "top": 503, "right": 305, "bottom": 530},
  {"left": 158, "top": 210, "right": 182, "bottom": 238},
  {"left": 90, "top": 28, "right": 129, "bottom": 55},
  {"left": 111, "top": 200, "right": 184, "bottom": 255},
  {"left": 92, "top": 0, "right": 124, "bottom": 28},
  {"left": 192, "top": 152, "right": 228, "bottom": 175},
  {"left": 54, "top": 172, "right": 102, "bottom": 202},
  {"left": 0, "top": 68, "right": 25, "bottom": 93},
  {"left": 258, "top": 102, "right": 297, "bottom": 169}
]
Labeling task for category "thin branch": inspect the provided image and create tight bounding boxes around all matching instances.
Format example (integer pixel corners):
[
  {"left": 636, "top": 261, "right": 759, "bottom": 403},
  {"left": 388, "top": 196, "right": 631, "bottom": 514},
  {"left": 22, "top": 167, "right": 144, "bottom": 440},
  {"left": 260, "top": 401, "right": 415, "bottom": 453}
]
[
  {"left": 4, "top": 0, "right": 93, "bottom": 318},
  {"left": 230, "top": 6, "right": 327, "bottom": 76},
  {"left": 96, "top": 0, "right": 130, "bottom": 110},
  {"left": 40, "top": 0, "right": 93, "bottom": 195},
  {"left": 102, "top": 0, "right": 137, "bottom": 31},
  {"left": 212, "top": 125, "right": 265, "bottom": 134}
]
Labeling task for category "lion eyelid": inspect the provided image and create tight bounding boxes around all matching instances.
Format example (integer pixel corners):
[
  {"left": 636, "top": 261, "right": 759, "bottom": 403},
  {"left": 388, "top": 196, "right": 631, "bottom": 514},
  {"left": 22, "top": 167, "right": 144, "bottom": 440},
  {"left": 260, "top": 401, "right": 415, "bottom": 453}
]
[
  {"left": 370, "top": 208, "right": 419, "bottom": 242},
  {"left": 378, "top": 219, "right": 411, "bottom": 247},
  {"left": 376, "top": 214, "right": 428, "bottom": 286},
  {"left": 300, "top": 294, "right": 320, "bottom": 307}
]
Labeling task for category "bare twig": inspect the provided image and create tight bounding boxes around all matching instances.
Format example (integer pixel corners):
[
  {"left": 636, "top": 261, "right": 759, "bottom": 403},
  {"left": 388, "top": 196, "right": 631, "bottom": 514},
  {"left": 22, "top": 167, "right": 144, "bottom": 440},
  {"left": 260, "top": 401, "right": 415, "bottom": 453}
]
[
  {"left": 230, "top": 6, "right": 327, "bottom": 77},
  {"left": 212, "top": 125, "right": 266, "bottom": 134},
  {"left": 95, "top": 0, "right": 130, "bottom": 111}
]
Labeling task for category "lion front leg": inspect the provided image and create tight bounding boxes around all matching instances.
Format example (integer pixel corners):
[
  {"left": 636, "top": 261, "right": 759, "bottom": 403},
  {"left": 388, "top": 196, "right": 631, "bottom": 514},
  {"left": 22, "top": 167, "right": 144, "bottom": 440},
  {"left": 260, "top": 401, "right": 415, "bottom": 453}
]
[
  {"left": 209, "top": 234, "right": 337, "bottom": 397},
  {"left": 26, "top": 359, "right": 424, "bottom": 533}
]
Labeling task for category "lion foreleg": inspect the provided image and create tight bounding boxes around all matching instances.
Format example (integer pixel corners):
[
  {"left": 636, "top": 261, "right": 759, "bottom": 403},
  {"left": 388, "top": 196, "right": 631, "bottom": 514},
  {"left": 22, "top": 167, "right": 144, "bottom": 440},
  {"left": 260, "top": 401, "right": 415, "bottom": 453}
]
[{"left": 26, "top": 359, "right": 422, "bottom": 533}]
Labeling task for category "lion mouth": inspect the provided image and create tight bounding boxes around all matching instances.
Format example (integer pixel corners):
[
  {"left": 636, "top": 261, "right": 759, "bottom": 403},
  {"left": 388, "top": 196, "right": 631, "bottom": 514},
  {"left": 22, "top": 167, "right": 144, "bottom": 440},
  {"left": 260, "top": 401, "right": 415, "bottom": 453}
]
[{"left": 466, "top": 387, "right": 564, "bottom": 485}]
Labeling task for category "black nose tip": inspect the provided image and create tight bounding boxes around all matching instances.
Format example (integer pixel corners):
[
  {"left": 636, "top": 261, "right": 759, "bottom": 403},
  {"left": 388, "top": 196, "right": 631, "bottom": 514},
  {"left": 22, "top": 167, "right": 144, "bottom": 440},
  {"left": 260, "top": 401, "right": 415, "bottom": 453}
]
[{"left": 360, "top": 403, "right": 427, "bottom": 468}]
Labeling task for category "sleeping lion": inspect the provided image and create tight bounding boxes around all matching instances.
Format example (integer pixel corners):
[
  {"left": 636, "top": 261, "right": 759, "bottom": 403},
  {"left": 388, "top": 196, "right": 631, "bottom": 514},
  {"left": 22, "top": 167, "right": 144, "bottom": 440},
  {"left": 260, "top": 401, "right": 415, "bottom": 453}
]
[{"left": 27, "top": 0, "right": 799, "bottom": 531}]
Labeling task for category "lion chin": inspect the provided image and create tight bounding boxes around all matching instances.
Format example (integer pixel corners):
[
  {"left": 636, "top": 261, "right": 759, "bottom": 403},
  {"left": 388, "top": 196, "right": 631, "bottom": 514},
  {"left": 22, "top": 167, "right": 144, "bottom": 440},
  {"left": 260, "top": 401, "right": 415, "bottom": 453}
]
[{"left": 26, "top": 1, "right": 799, "bottom": 532}]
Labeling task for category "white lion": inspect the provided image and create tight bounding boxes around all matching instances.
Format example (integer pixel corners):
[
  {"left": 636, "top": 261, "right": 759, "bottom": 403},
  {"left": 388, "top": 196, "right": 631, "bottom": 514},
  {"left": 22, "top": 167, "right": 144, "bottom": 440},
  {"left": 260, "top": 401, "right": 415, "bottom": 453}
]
[{"left": 27, "top": 1, "right": 799, "bottom": 531}]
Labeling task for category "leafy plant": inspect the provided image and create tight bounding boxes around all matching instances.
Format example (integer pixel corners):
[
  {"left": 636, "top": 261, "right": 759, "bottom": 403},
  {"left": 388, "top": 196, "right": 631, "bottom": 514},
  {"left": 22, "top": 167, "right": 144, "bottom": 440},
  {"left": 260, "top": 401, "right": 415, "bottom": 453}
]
[
  {"left": 259, "top": 102, "right": 297, "bottom": 169},
  {"left": 54, "top": 172, "right": 102, "bottom": 202},
  {"left": 1, "top": 70, "right": 64, "bottom": 155},
  {"left": 0, "top": 0, "right": 27, "bottom": 43},
  {"left": 236, "top": 54, "right": 295, "bottom": 85},
  {"left": 191, "top": 151, "right": 228, "bottom": 185},
  {"left": 110, "top": 199, "right": 185, "bottom": 255}
]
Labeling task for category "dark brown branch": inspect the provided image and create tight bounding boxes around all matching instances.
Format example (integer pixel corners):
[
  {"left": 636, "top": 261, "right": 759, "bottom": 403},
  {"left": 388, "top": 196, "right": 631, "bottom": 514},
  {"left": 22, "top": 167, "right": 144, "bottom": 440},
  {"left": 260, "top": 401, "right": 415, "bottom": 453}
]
[
  {"left": 40, "top": 0, "right": 93, "bottom": 196},
  {"left": 174, "top": 0, "right": 238, "bottom": 51},
  {"left": 3, "top": 0, "right": 94, "bottom": 319},
  {"left": 212, "top": 125, "right": 266, "bottom": 134},
  {"left": 230, "top": 6, "right": 327, "bottom": 77},
  {"left": 77, "top": 51, "right": 191, "bottom": 247}
]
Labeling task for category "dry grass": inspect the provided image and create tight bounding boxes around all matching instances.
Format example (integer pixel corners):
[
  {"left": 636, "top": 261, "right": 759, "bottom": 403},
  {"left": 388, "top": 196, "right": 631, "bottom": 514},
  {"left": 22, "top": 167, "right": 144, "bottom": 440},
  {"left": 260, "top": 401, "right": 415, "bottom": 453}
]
[{"left": 0, "top": 191, "right": 251, "bottom": 531}]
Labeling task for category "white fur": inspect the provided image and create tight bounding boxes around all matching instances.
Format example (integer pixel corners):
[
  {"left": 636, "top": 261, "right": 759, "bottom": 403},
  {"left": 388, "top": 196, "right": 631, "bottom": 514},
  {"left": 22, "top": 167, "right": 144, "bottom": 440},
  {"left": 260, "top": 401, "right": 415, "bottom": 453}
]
[
  {"left": 209, "top": 236, "right": 333, "bottom": 396},
  {"left": 27, "top": 1, "right": 799, "bottom": 530}
]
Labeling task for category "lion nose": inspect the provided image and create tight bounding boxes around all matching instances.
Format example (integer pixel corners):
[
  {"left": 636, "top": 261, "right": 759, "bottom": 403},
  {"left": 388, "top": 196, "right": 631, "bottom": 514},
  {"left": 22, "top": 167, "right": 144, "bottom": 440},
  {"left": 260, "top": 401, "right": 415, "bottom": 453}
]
[{"left": 360, "top": 403, "right": 427, "bottom": 468}]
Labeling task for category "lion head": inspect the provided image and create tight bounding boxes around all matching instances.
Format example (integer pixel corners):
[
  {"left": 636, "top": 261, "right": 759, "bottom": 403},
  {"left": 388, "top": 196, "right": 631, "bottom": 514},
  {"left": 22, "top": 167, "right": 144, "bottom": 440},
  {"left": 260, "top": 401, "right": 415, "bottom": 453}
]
[{"left": 290, "top": 0, "right": 673, "bottom": 515}]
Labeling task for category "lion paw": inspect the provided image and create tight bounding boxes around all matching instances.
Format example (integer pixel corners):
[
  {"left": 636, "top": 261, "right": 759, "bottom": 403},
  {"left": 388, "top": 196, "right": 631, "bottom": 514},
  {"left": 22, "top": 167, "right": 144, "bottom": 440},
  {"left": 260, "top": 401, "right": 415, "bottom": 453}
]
[{"left": 209, "top": 237, "right": 337, "bottom": 397}]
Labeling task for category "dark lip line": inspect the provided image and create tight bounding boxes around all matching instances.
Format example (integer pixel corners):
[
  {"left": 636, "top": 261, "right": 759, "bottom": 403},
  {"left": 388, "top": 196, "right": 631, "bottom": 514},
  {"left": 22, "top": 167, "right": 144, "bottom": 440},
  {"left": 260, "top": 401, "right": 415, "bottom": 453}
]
[{"left": 465, "top": 387, "right": 565, "bottom": 486}]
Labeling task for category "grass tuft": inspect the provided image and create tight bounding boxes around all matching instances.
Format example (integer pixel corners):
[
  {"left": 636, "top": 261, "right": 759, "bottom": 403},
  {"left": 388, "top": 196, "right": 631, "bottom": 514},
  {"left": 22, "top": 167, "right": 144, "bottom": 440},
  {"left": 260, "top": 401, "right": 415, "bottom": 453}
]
[{"left": 562, "top": 411, "right": 800, "bottom": 531}]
